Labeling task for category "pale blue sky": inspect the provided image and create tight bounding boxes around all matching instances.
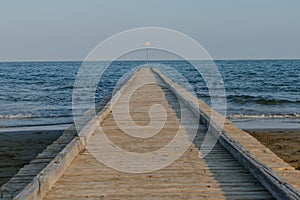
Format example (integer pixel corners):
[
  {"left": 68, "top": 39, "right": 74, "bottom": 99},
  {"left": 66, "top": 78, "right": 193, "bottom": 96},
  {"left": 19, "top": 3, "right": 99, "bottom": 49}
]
[{"left": 0, "top": 0, "right": 299, "bottom": 61}]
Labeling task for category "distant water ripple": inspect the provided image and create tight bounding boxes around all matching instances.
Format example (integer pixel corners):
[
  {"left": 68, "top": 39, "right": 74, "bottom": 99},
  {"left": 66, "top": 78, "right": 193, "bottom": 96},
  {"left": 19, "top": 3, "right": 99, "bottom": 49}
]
[{"left": 0, "top": 60, "right": 299, "bottom": 128}]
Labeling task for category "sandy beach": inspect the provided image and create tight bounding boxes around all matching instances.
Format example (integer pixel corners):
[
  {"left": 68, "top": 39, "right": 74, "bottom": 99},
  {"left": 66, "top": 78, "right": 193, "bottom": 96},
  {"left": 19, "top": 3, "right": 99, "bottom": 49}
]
[
  {"left": 247, "top": 129, "right": 300, "bottom": 170},
  {"left": 0, "top": 130, "right": 63, "bottom": 186}
]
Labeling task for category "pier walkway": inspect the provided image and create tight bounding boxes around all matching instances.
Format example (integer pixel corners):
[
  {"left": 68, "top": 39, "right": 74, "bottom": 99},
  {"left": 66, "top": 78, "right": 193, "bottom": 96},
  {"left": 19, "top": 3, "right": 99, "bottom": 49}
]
[
  {"left": 2, "top": 68, "right": 300, "bottom": 199},
  {"left": 43, "top": 68, "right": 272, "bottom": 200}
]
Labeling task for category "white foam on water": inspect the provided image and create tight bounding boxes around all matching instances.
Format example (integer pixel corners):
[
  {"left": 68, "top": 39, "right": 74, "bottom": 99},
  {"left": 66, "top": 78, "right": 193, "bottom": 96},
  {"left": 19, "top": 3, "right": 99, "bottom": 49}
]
[
  {"left": 227, "top": 113, "right": 300, "bottom": 119},
  {"left": 0, "top": 124, "right": 72, "bottom": 133}
]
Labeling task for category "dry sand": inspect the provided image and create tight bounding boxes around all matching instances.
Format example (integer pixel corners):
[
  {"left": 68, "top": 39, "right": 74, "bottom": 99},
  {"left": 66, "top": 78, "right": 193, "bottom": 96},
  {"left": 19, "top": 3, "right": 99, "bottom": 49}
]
[
  {"left": 247, "top": 129, "right": 300, "bottom": 170},
  {"left": 0, "top": 130, "right": 63, "bottom": 186}
]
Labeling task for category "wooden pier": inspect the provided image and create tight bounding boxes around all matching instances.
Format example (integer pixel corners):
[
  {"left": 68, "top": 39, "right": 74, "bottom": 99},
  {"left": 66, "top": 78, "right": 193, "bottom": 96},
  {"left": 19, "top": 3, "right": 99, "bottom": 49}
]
[{"left": 1, "top": 68, "right": 300, "bottom": 199}]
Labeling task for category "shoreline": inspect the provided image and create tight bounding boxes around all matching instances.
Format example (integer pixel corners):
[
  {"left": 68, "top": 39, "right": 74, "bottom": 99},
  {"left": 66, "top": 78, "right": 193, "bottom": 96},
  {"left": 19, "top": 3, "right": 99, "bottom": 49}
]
[
  {"left": 246, "top": 128, "right": 300, "bottom": 170},
  {"left": 230, "top": 118, "right": 300, "bottom": 131},
  {"left": 0, "top": 124, "right": 72, "bottom": 134}
]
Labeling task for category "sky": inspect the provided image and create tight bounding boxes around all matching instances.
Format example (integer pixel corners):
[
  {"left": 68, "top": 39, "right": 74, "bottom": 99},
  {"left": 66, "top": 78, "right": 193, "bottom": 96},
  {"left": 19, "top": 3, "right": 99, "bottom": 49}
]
[{"left": 0, "top": 0, "right": 299, "bottom": 61}]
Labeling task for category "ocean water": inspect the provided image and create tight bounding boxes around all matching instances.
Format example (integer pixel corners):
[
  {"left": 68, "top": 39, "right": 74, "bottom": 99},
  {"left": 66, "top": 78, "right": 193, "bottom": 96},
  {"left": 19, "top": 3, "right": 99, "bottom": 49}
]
[{"left": 0, "top": 60, "right": 299, "bottom": 130}]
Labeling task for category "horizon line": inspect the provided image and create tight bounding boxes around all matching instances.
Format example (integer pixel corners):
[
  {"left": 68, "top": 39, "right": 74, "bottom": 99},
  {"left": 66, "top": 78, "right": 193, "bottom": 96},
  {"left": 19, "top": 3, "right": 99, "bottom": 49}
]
[{"left": 1, "top": 57, "right": 300, "bottom": 63}]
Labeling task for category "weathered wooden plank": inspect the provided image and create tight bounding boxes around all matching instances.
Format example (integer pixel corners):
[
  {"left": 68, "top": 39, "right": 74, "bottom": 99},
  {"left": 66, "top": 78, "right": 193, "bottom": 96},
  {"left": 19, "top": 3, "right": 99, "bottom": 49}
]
[
  {"left": 152, "top": 68, "right": 300, "bottom": 199},
  {"left": 4, "top": 68, "right": 290, "bottom": 199},
  {"left": 42, "top": 68, "right": 273, "bottom": 200}
]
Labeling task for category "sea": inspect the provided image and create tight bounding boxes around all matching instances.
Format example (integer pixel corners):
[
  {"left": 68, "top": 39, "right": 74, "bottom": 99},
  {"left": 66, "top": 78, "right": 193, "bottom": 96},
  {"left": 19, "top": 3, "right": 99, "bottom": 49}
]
[{"left": 0, "top": 60, "right": 299, "bottom": 132}]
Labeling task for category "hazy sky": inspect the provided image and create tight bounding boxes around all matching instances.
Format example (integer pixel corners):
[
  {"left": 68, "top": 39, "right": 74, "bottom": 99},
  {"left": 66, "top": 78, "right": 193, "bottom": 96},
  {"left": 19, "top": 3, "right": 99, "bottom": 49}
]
[{"left": 0, "top": 0, "right": 299, "bottom": 61}]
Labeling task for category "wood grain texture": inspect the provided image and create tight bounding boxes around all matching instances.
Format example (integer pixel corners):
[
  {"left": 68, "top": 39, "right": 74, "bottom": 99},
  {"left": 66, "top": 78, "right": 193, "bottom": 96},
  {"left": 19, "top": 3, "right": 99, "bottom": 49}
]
[
  {"left": 153, "top": 68, "right": 300, "bottom": 199},
  {"left": 43, "top": 68, "right": 273, "bottom": 200}
]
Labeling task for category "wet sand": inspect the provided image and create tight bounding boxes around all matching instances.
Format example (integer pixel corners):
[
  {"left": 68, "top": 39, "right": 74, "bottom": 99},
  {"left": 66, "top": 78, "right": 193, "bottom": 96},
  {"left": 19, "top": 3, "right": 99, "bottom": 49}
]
[
  {"left": 247, "top": 129, "right": 300, "bottom": 170},
  {"left": 0, "top": 130, "right": 63, "bottom": 186}
]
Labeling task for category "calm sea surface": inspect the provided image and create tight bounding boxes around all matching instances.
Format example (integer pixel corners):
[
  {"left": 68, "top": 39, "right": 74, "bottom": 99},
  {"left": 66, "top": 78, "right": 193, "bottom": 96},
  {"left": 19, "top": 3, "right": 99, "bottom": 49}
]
[{"left": 0, "top": 60, "right": 299, "bottom": 130}]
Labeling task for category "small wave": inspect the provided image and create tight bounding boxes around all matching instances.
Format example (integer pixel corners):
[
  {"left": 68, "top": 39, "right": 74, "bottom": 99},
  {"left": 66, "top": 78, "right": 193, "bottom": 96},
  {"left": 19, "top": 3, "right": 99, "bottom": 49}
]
[
  {"left": 272, "top": 64, "right": 282, "bottom": 67},
  {"left": 228, "top": 95, "right": 300, "bottom": 105},
  {"left": 58, "top": 85, "right": 73, "bottom": 90},
  {"left": 227, "top": 113, "right": 300, "bottom": 119},
  {"left": 253, "top": 99, "right": 299, "bottom": 105},
  {"left": 0, "top": 113, "right": 77, "bottom": 120},
  {"left": 0, "top": 114, "right": 34, "bottom": 119}
]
